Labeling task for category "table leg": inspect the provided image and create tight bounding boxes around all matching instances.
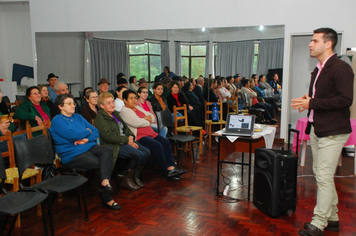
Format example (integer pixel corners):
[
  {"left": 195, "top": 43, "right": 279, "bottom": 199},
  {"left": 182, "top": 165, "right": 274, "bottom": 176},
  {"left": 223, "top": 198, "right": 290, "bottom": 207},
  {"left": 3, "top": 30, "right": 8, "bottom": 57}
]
[
  {"left": 241, "top": 152, "right": 244, "bottom": 183},
  {"left": 216, "top": 137, "right": 221, "bottom": 196},
  {"left": 300, "top": 140, "right": 307, "bottom": 166},
  {"left": 248, "top": 139, "right": 252, "bottom": 201}
]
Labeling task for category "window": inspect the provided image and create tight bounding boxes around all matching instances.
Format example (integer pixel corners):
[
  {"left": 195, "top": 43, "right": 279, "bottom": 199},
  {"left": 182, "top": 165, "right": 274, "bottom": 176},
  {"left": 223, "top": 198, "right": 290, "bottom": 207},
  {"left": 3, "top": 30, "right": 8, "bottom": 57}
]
[
  {"left": 214, "top": 44, "right": 217, "bottom": 77},
  {"left": 128, "top": 43, "right": 161, "bottom": 82},
  {"left": 254, "top": 43, "right": 259, "bottom": 73},
  {"left": 181, "top": 44, "right": 206, "bottom": 79}
]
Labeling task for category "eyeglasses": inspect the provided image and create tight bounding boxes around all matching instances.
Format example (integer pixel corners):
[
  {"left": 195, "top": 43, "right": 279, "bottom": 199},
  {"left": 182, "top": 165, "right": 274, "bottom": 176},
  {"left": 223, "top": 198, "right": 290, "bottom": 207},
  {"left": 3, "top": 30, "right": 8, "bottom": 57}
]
[
  {"left": 104, "top": 101, "right": 115, "bottom": 106},
  {"left": 140, "top": 91, "right": 148, "bottom": 94},
  {"left": 63, "top": 102, "right": 77, "bottom": 107}
]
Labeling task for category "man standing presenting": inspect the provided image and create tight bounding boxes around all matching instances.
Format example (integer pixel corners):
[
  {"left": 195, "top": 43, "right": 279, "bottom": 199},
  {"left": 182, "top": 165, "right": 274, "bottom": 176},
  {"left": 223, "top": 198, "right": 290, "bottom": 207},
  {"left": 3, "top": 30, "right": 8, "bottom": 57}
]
[{"left": 292, "top": 28, "right": 354, "bottom": 236}]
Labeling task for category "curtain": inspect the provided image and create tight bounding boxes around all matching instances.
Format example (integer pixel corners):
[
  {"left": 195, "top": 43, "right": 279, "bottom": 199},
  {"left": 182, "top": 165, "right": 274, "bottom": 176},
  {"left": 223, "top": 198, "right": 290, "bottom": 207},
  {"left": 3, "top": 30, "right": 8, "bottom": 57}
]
[
  {"left": 257, "top": 39, "right": 284, "bottom": 75},
  {"left": 161, "top": 41, "right": 170, "bottom": 70},
  {"left": 88, "top": 38, "right": 128, "bottom": 90},
  {"left": 205, "top": 41, "right": 210, "bottom": 78},
  {"left": 175, "top": 42, "right": 181, "bottom": 76},
  {"left": 216, "top": 41, "right": 254, "bottom": 78}
]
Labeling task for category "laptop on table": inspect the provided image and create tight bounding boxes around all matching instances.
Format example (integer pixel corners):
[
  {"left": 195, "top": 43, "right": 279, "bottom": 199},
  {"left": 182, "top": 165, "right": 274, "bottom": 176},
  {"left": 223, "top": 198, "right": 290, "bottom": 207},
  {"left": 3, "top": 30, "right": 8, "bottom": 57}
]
[{"left": 221, "top": 114, "right": 255, "bottom": 136}]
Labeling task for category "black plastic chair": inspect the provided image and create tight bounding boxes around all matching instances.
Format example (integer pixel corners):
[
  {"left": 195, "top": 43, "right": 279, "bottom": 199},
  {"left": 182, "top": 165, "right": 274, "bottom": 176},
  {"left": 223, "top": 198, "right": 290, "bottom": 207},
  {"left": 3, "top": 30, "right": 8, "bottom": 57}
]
[
  {"left": 241, "top": 93, "right": 266, "bottom": 123},
  {"left": 14, "top": 135, "right": 89, "bottom": 236},
  {"left": 0, "top": 154, "right": 49, "bottom": 236},
  {"left": 155, "top": 109, "right": 196, "bottom": 167}
]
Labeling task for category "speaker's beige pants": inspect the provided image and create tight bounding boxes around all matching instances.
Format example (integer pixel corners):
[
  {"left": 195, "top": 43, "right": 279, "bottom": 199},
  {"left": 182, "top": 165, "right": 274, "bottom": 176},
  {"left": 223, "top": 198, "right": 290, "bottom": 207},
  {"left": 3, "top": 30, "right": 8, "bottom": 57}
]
[{"left": 309, "top": 126, "right": 350, "bottom": 230}]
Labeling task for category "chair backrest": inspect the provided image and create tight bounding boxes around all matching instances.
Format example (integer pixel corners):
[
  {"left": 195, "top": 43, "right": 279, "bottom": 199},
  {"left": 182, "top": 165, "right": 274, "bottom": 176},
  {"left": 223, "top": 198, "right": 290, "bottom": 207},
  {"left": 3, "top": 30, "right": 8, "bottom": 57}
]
[
  {"left": 26, "top": 120, "right": 49, "bottom": 139},
  {"left": 14, "top": 134, "right": 53, "bottom": 179},
  {"left": 242, "top": 93, "right": 251, "bottom": 109},
  {"left": 173, "top": 104, "right": 188, "bottom": 134},
  {"left": 0, "top": 130, "right": 16, "bottom": 168},
  {"left": 204, "top": 100, "right": 223, "bottom": 121},
  {"left": 226, "top": 97, "right": 238, "bottom": 114},
  {"left": 16, "top": 95, "right": 28, "bottom": 103},
  {"left": 155, "top": 109, "right": 173, "bottom": 132}
]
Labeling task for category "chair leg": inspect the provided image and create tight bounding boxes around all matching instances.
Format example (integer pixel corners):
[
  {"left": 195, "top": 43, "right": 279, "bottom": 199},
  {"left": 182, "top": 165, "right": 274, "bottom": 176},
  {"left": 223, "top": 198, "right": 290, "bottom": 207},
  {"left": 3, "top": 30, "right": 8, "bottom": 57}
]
[
  {"left": 81, "top": 187, "right": 89, "bottom": 221},
  {"left": 199, "top": 130, "right": 203, "bottom": 155},
  {"left": 191, "top": 141, "right": 195, "bottom": 164},
  {"left": 47, "top": 196, "right": 54, "bottom": 236},
  {"left": 176, "top": 142, "right": 180, "bottom": 168},
  {"left": 41, "top": 202, "right": 49, "bottom": 236},
  {"left": 209, "top": 124, "right": 212, "bottom": 148},
  {"left": 77, "top": 189, "right": 82, "bottom": 213},
  {"left": 8, "top": 214, "right": 19, "bottom": 236}
]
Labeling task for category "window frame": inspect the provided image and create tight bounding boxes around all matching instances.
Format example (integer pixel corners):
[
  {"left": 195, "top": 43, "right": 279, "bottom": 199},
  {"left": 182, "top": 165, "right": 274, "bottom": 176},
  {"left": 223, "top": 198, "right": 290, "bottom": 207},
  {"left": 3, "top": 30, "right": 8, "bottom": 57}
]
[{"left": 181, "top": 44, "right": 206, "bottom": 78}]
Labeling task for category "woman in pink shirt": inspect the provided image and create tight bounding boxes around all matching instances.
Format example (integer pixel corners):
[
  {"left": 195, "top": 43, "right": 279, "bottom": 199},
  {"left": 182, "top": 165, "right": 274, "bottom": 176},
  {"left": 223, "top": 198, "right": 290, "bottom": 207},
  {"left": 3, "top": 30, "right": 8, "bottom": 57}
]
[{"left": 136, "top": 87, "right": 167, "bottom": 137}]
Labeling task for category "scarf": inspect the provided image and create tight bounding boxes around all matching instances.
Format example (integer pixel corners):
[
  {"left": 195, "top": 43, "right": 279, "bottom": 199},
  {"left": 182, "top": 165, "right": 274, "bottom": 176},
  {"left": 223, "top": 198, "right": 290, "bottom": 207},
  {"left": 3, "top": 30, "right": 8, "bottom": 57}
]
[{"left": 154, "top": 94, "right": 166, "bottom": 111}]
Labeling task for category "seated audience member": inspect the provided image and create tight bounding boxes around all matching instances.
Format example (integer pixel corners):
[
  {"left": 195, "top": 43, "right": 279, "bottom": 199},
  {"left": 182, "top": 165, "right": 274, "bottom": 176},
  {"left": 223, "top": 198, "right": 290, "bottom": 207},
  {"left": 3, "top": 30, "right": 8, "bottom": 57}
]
[
  {"left": 249, "top": 78, "right": 275, "bottom": 118},
  {"left": 98, "top": 78, "right": 114, "bottom": 96},
  {"left": 158, "top": 66, "right": 177, "bottom": 80},
  {"left": 183, "top": 82, "right": 203, "bottom": 126},
  {"left": 217, "top": 78, "right": 231, "bottom": 103},
  {"left": 137, "top": 87, "right": 167, "bottom": 137},
  {"left": 128, "top": 76, "right": 139, "bottom": 92},
  {"left": 138, "top": 78, "right": 153, "bottom": 99},
  {"left": 161, "top": 77, "right": 172, "bottom": 98},
  {"left": 50, "top": 93, "right": 120, "bottom": 210},
  {"left": 47, "top": 73, "right": 59, "bottom": 103},
  {"left": 254, "top": 77, "right": 281, "bottom": 114},
  {"left": 55, "top": 82, "right": 80, "bottom": 113},
  {"left": 240, "top": 78, "right": 277, "bottom": 124},
  {"left": 233, "top": 74, "right": 242, "bottom": 89},
  {"left": 258, "top": 74, "right": 272, "bottom": 90},
  {"left": 81, "top": 89, "right": 98, "bottom": 124},
  {"left": 226, "top": 76, "right": 237, "bottom": 96},
  {"left": 14, "top": 86, "right": 52, "bottom": 133},
  {"left": 116, "top": 72, "right": 125, "bottom": 80},
  {"left": 0, "top": 89, "right": 10, "bottom": 115},
  {"left": 149, "top": 82, "right": 169, "bottom": 113},
  {"left": 116, "top": 77, "right": 128, "bottom": 88},
  {"left": 193, "top": 76, "right": 205, "bottom": 105},
  {"left": 0, "top": 112, "right": 27, "bottom": 153},
  {"left": 95, "top": 92, "right": 150, "bottom": 190},
  {"left": 188, "top": 78, "right": 196, "bottom": 89},
  {"left": 167, "top": 81, "right": 200, "bottom": 126},
  {"left": 39, "top": 85, "right": 56, "bottom": 118},
  {"left": 270, "top": 73, "right": 281, "bottom": 95},
  {"left": 114, "top": 86, "right": 127, "bottom": 112},
  {"left": 251, "top": 74, "right": 258, "bottom": 86},
  {"left": 81, "top": 87, "right": 93, "bottom": 108},
  {"left": 120, "top": 90, "right": 186, "bottom": 181},
  {"left": 203, "top": 79, "right": 219, "bottom": 102}
]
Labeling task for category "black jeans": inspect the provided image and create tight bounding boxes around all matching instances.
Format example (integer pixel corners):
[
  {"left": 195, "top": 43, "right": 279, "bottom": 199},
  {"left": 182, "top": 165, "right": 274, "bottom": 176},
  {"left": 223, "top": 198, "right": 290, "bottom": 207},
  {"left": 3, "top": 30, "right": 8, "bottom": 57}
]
[
  {"left": 138, "top": 135, "right": 175, "bottom": 173},
  {"left": 118, "top": 143, "right": 150, "bottom": 169},
  {"left": 64, "top": 145, "right": 113, "bottom": 182}
]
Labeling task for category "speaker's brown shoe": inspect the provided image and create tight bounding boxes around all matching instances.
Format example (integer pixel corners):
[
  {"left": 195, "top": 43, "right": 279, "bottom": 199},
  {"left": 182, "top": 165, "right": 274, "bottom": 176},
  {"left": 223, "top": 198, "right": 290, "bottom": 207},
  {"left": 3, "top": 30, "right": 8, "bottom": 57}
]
[
  {"left": 304, "top": 221, "right": 339, "bottom": 232},
  {"left": 299, "top": 224, "right": 324, "bottom": 236}
]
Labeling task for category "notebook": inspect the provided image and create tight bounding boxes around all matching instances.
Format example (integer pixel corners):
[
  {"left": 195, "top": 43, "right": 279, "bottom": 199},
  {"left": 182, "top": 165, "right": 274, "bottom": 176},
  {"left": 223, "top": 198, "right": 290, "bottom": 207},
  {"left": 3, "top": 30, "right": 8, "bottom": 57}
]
[{"left": 221, "top": 114, "right": 255, "bottom": 136}]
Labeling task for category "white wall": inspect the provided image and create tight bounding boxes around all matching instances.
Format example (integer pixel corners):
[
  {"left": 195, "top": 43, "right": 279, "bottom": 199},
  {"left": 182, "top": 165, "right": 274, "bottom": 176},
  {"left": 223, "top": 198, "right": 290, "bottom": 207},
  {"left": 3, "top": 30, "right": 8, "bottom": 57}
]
[
  {"left": 0, "top": 2, "right": 32, "bottom": 81},
  {"left": 2, "top": 0, "right": 356, "bottom": 139}
]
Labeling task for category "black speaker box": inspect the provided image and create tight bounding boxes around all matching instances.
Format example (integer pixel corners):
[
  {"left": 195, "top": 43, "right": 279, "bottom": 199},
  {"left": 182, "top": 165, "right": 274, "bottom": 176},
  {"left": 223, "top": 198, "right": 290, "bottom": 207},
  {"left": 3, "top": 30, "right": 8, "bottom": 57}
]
[{"left": 253, "top": 148, "right": 298, "bottom": 217}]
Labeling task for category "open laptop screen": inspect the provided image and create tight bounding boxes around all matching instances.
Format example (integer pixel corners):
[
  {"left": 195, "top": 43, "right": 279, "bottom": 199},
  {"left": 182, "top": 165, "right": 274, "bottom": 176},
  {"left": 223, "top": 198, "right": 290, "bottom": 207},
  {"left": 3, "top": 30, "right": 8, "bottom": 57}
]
[{"left": 228, "top": 115, "right": 253, "bottom": 130}]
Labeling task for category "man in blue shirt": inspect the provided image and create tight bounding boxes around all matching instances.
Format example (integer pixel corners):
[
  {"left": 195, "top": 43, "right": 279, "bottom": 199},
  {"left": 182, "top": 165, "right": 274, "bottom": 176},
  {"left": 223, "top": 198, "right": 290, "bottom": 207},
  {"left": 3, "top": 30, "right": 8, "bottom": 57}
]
[{"left": 47, "top": 73, "right": 58, "bottom": 102}]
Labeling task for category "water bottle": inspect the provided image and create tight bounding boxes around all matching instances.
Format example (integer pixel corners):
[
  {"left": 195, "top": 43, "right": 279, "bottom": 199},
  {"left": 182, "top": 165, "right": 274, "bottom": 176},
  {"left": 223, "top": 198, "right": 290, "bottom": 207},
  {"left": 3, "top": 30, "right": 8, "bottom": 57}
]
[{"left": 212, "top": 103, "right": 219, "bottom": 122}]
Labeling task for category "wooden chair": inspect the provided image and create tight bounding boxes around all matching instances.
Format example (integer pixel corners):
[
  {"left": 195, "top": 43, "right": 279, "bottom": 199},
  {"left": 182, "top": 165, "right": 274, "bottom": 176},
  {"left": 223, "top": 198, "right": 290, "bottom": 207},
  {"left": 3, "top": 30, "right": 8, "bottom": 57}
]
[
  {"left": 227, "top": 96, "right": 238, "bottom": 114},
  {"left": 173, "top": 104, "right": 203, "bottom": 155},
  {"left": 0, "top": 130, "right": 42, "bottom": 227},
  {"left": 204, "top": 101, "right": 226, "bottom": 147}
]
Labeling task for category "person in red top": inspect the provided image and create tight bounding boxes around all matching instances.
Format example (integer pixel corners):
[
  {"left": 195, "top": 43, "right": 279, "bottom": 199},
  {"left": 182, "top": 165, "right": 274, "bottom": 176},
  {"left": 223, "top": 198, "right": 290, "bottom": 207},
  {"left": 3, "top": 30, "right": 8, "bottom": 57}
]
[
  {"left": 14, "top": 86, "right": 52, "bottom": 135},
  {"left": 120, "top": 90, "right": 187, "bottom": 180}
]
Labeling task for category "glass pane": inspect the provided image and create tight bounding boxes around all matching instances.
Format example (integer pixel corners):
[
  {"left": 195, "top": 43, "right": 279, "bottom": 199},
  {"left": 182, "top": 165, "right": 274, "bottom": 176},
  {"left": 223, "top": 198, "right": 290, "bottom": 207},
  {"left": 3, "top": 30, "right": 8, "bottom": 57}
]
[
  {"left": 191, "top": 45, "right": 206, "bottom": 56},
  {"left": 214, "top": 44, "right": 217, "bottom": 56},
  {"left": 181, "top": 57, "right": 189, "bottom": 77},
  {"left": 254, "top": 43, "right": 259, "bottom": 54},
  {"left": 181, "top": 45, "right": 189, "bottom": 56},
  {"left": 149, "top": 43, "right": 161, "bottom": 55},
  {"left": 254, "top": 55, "right": 258, "bottom": 73},
  {"left": 150, "top": 56, "right": 161, "bottom": 82},
  {"left": 129, "top": 56, "right": 148, "bottom": 79},
  {"left": 129, "top": 43, "right": 148, "bottom": 55},
  {"left": 191, "top": 57, "right": 206, "bottom": 78}
]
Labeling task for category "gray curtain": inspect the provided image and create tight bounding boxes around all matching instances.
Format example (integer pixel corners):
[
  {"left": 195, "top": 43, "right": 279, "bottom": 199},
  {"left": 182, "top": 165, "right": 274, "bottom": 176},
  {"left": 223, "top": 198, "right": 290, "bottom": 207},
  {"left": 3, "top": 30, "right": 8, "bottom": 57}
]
[
  {"left": 216, "top": 41, "right": 254, "bottom": 77},
  {"left": 161, "top": 41, "right": 170, "bottom": 70},
  {"left": 88, "top": 38, "right": 128, "bottom": 90},
  {"left": 205, "top": 42, "right": 210, "bottom": 78},
  {"left": 257, "top": 38, "right": 284, "bottom": 75},
  {"left": 175, "top": 42, "right": 181, "bottom": 76}
]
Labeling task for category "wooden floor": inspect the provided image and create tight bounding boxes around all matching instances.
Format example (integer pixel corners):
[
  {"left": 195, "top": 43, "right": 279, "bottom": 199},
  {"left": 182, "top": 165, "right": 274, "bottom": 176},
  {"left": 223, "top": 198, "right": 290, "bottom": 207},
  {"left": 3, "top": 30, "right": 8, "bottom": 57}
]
[{"left": 7, "top": 134, "right": 356, "bottom": 236}]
